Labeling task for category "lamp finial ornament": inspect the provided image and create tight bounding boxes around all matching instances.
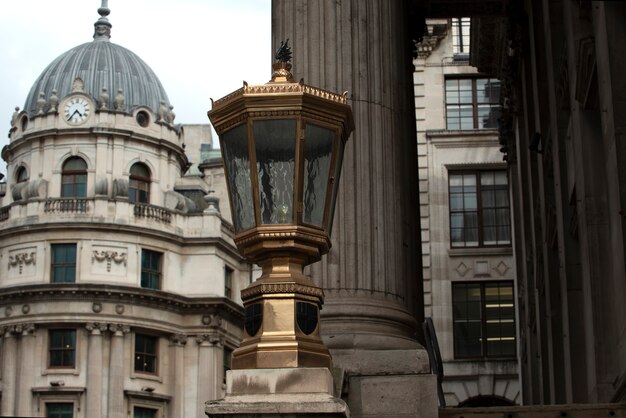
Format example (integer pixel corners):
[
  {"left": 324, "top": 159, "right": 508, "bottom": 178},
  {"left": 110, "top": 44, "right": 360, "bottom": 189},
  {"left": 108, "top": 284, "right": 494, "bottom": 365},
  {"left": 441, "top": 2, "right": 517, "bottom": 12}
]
[
  {"left": 274, "top": 39, "right": 292, "bottom": 63},
  {"left": 271, "top": 39, "right": 295, "bottom": 83}
]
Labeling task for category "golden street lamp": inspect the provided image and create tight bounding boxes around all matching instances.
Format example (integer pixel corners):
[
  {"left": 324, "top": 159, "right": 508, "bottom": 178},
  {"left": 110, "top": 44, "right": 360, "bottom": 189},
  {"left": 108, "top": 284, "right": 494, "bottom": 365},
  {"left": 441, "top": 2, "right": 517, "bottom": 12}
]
[{"left": 208, "top": 41, "right": 354, "bottom": 370}]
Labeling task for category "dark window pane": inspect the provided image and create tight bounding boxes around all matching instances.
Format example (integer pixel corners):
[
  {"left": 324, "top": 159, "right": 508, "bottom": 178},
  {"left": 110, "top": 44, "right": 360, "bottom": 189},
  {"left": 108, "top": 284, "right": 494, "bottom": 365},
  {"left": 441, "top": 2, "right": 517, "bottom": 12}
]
[
  {"left": 47, "top": 402, "right": 74, "bottom": 418},
  {"left": 51, "top": 244, "right": 77, "bottom": 283},
  {"left": 141, "top": 250, "right": 162, "bottom": 289},
  {"left": 49, "top": 329, "right": 76, "bottom": 368}
]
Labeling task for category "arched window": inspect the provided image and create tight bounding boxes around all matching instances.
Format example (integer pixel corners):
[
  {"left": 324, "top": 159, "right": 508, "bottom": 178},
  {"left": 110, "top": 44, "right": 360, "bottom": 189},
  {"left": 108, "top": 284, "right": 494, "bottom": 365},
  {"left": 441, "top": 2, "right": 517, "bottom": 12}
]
[
  {"left": 15, "top": 166, "right": 28, "bottom": 183},
  {"left": 129, "top": 163, "right": 151, "bottom": 203},
  {"left": 61, "top": 157, "right": 87, "bottom": 198}
]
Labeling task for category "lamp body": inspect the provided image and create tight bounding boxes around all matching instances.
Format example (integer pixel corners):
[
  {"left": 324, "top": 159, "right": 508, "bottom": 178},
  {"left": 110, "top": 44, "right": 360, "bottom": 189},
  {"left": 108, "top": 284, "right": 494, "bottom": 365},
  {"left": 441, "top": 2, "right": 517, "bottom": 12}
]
[{"left": 208, "top": 72, "right": 353, "bottom": 369}]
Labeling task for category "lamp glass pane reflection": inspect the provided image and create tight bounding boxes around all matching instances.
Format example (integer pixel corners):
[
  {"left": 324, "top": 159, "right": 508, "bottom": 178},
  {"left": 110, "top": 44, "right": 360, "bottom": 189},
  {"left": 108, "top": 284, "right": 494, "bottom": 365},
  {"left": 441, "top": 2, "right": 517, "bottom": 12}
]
[
  {"left": 253, "top": 119, "right": 297, "bottom": 224},
  {"left": 303, "top": 124, "right": 335, "bottom": 227},
  {"left": 221, "top": 124, "right": 255, "bottom": 232}
]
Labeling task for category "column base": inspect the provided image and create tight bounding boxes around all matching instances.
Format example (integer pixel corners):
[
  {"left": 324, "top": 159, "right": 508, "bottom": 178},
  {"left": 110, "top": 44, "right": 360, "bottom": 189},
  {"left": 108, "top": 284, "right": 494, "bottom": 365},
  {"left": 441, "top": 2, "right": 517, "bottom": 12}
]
[{"left": 205, "top": 368, "right": 349, "bottom": 418}]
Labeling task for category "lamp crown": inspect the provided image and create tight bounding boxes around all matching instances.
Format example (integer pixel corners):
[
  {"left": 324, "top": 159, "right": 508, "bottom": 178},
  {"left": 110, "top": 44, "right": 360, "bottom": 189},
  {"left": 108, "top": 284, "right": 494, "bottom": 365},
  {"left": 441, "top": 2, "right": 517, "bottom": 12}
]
[{"left": 274, "top": 39, "right": 292, "bottom": 63}]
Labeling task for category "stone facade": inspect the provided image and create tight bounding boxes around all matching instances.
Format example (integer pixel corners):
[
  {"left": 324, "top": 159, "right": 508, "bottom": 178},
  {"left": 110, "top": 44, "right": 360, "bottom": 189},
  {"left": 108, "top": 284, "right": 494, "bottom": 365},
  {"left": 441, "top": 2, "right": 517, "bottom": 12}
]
[
  {"left": 414, "top": 18, "right": 519, "bottom": 406},
  {"left": 0, "top": 7, "right": 247, "bottom": 418},
  {"left": 470, "top": 0, "right": 626, "bottom": 406}
]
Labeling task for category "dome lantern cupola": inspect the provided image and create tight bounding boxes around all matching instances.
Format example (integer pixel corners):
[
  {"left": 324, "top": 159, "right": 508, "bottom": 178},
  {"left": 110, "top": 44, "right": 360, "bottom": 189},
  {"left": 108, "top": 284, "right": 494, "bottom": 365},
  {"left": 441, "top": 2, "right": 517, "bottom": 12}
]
[
  {"left": 23, "top": 1, "right": 173, "bottom": 121},
  {"left": 94, "top": 0, "right": 112, "bottom": 41}
]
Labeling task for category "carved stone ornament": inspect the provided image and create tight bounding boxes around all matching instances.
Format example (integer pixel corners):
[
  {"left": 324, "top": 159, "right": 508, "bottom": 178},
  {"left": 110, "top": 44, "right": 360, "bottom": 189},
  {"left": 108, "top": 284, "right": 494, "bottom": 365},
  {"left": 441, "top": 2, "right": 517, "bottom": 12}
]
[
  {"left": 8, "top": 252, "right": 36, "bottom": 274},
  {"left": 195, "top": 333, "right": 222, "bottom": 346},
  {"left": 71, "top": 77, "right": 85, "bottom": 93},
  {"left": 92, "top": 250, "right": 127, "bottom": 272},
  {"left": 86, "top": 322, "right": 108, "bottom": 334},
  {"left": 170, "top": 334, "right": 188, "bottom": 345},
  {"left": 108, "top": 323, "right": 130, "bottom": 335},
  {"left": 115, "top": 304, "right": 125, "bottom": 315},
  {"left": 92, "top": 302, "right": 103, "bottom": 313}
]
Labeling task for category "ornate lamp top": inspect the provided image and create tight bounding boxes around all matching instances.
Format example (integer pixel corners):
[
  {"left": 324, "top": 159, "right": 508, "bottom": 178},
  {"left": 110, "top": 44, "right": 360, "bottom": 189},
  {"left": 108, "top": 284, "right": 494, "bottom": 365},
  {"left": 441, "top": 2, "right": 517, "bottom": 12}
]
[
  {"left": 271, "top": 39, "right": 295, "bottom": 83},
  {"left": 274, "top": 39, "right": 293, "bottom": 63}
]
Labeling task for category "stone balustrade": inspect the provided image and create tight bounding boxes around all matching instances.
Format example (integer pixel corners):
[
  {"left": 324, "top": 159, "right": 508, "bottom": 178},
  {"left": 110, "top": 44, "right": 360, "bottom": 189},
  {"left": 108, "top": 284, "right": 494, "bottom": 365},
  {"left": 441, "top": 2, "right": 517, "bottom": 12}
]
[{"left": 0, "top": 197, "right": 231, "bottom": 240}]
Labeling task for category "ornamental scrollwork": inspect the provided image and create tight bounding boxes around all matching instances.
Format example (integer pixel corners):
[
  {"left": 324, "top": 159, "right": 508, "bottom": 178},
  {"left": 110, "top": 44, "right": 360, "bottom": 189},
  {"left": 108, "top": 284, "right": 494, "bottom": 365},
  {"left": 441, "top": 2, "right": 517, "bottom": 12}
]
[
  {"left": 92, "top": 250, "right": 127, "bottom": 272},
  {"left": 8, "top": 252, "right": 36, "bottom": 274}
]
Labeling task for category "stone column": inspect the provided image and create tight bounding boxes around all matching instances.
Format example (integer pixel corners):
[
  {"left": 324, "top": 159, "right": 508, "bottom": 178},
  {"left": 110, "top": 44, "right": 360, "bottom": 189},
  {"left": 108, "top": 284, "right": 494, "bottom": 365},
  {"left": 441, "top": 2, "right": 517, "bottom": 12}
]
[
  {"left": 86, "top": 323, "right": 107, "bottom": 418},
  {"left": 16, "top": 323, "right": 36, "bottom": 417},
  {"left": 1, "top": 326, "right": 18, "bottom": 417},
  {"left": 168, "top": 334, "right": 187, "bottom": 418},
  {"left": 196, "top": 333, "right": 222, "bottom": 418},
  {"left": 272, "top": 2, "right": 436, "bottom": 416},
  {"left": 107, "top": 324, "right": 129, "bottom": 418},
  {"left": 272, "top": 0, "right": 422, "bottom": 351}
]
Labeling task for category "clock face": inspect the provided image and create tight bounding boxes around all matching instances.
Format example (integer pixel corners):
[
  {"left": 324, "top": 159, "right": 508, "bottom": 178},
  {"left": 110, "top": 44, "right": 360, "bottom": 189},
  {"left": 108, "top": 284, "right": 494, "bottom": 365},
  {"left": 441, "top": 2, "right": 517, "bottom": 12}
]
[{"left": 64, "top": 97, "right": 90, "bottom": 125}]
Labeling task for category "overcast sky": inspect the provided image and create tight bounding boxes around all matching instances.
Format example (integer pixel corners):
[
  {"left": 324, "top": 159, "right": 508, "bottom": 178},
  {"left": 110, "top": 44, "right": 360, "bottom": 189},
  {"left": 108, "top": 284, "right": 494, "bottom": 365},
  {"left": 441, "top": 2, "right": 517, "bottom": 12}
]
[{"left": 0, "top": 0, "right": 272, "bottom": 164}]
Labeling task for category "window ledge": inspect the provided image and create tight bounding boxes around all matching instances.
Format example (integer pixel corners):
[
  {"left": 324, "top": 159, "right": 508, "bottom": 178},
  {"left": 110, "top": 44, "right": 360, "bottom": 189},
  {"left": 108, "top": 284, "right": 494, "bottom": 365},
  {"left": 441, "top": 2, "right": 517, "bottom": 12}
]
[
  {"left": 131, "top": 372, "right": 163, "bottom": 383},
  {"left": 42, "top": 369, "right": 80, "bottom": 376},
  {"left": 32, "top": 386, "right": 85, "bottom": 395},
  {"left": 448, "top": 247, "right": 512, "bottom": 257},
  {"left": 125, "top": 389, "right": 171, "bottom": 403}
]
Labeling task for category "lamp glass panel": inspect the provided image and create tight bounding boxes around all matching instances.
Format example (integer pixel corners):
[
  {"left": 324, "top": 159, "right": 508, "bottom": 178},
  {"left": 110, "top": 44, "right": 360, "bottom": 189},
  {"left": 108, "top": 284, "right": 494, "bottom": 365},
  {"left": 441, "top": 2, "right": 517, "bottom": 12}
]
[
  {"left": 303, "top": 124, "right": 335, "bottom": 227},
  {"left": 327, "top": 139, "right": 345, "bottom": 235},
  {"left": 221, "top": 124, "right": 255, "bottom": 232},
  {"left": 253, "top": 119, "right": 297, "bottom": 224}
]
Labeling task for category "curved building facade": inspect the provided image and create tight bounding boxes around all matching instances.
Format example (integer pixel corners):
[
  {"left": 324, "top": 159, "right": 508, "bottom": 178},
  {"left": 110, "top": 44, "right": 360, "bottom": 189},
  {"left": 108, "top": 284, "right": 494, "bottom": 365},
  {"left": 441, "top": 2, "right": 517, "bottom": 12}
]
[{"left": 0, "top": 4, "right": 245, "bottom": 418}]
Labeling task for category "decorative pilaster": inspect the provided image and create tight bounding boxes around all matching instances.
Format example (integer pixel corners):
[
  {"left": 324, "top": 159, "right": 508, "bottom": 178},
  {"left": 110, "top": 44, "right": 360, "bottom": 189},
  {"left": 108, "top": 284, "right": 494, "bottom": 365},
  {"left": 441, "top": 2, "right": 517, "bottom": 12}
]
[
  {"left": 1, "top": 326, "right": 18, "bottom": 417},
  {"left": 168, "top": 333, "right": 187, "bottom": 418},
  {"left": 107, "top": 324, "right": 129, "bottom": 418},
  {"left": 16, "top": 323, "right": 36, "bottom": 417},
  {"left": 86, "top": 323, "right": 108, "bottom": 418},
  {"left": 196, "top": 332, "right": 222, "bottom": 417}
]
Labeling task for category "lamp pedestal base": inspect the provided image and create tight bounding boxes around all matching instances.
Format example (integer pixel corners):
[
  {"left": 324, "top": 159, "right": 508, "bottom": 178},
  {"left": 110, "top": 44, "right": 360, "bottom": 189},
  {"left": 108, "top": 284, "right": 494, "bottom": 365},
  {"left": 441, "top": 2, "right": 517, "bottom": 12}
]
[{"left": 205, "top": 368, "right": 349, "bottom": 418}]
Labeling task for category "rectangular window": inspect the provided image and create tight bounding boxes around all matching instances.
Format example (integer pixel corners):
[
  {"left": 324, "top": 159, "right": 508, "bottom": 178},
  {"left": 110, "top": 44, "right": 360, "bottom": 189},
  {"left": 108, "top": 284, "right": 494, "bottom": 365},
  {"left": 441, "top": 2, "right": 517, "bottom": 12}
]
[
  {"left": 46, "top": 402, "right": 74, "bottom": 418},
  {"left": 135, "top": 334, "right": 158, "bottom": 374},
  {"left": 134, "top": 406, "right": 157, "bottom": 418},
  {"left": 449, "top": 170, "right": 511, "bottom": 248},
  {"left": 453, "top": 281, "right": 516, "bottom": 358},
  {"left": 51, "top": 244, "right": 77, "bottom": 283},
  {"left": 141, "top": 249, "right": 162, "bottom": 289},
  {"left": 49, "top": 329, "right": 76, "bottom": 368},
  {"left": 445, "top": 77, "right": 501, "bottom": 130},
  {"left": 224, "top": 266, "right": 233, "bottom": 299},
  {"left": 451, "top": 17, "right": 471, "bottom": 55}
]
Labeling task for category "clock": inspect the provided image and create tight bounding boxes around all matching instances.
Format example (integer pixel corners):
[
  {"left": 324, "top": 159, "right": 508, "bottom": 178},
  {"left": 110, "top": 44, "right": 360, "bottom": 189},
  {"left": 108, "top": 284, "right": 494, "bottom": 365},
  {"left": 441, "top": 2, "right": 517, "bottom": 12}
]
[{"left": 63, "top": 97, "right": 91, "bottom": 125}]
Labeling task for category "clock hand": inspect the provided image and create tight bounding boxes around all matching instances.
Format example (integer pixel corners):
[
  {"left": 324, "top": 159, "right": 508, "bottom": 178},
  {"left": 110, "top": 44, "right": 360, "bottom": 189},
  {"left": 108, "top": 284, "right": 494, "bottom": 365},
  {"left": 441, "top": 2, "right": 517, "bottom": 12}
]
[{"left": 68, "top": 109, "right": 81, "bottom": 121}]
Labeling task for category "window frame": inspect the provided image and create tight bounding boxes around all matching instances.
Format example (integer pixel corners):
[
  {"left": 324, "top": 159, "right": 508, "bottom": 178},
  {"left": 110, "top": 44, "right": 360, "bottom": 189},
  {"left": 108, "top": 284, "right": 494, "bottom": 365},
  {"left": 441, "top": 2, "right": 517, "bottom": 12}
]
[
  {"left": 45, "top": 402, "right": 75, "bottom": 418},
  {"left": 61, "top": 157, "right": 88, "bottom": 198},
  {"left": 445, "top": 77, "right": 501, "bottom": 130},
  {"left": 51, "top": 243, "right": 78, "bottom": 283},
  {"left": 451, "top": 17, "right": 471, "bottom": 56},
  {"left": 48, "top": 329, "right": 77, "bottom": 369},
  {"left": 133, "top": 405, "right": 158, "bottom": 418},
  {"left": 16, "top": 165, "right": 29, "bottom": 183},
  {"left": 452, "top": 280, "right": 516, "bottom": 359},
  {"left": 224, "top": 266, "right": 233, "bottom": 299},
  {"left": 134, "top": 333, "right": 159, "bottom": 375},
  {"left": 129, "top": 163, "right": 151, "bottom": 204},
  {"left": 140, "top": 249, "right": 162, "bottom": 290},
  {"left": 448, "top": 169, "right": 511, "bottom": 248}
]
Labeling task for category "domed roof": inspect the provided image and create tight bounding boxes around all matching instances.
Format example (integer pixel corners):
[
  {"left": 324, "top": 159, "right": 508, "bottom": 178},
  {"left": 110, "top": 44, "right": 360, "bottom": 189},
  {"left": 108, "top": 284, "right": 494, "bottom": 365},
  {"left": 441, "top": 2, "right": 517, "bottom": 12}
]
[{"left": 24, "top": 3, "right": 171, "bottom": 118}]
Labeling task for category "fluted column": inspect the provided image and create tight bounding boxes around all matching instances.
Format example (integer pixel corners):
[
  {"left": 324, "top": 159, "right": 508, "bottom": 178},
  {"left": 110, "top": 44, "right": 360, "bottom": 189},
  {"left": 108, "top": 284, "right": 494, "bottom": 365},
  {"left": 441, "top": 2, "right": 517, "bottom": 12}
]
[
  {"left": 16, "top": 323, "right": 36, "bottom": 417},
  {"left": 1, "top": 327, "right": 18, "bottom": 416},
  {"left": 107, "top": 324, "right": 129, "bottom": 418},
  {"left": 272, "top": 0, "right": 422, "bottom": 349},
  {"left": 86, "top": 323, "right": 107, "bottom": 418},
  {"left": 168, "top": 334, "right": 187, "bottom": 418}
]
